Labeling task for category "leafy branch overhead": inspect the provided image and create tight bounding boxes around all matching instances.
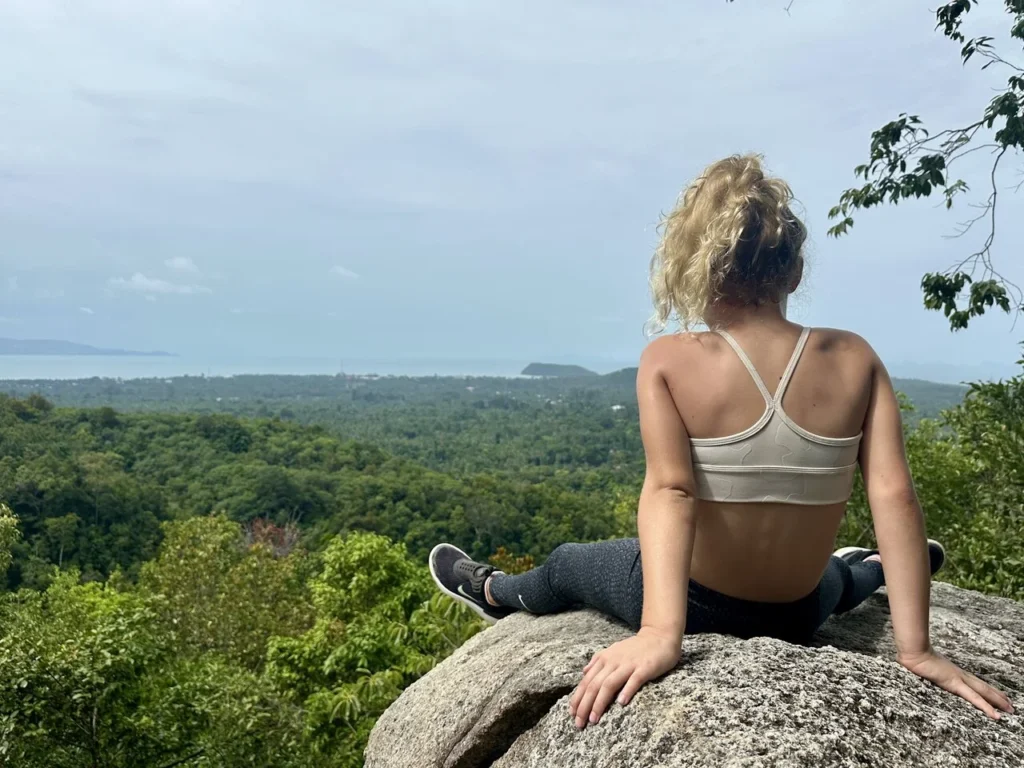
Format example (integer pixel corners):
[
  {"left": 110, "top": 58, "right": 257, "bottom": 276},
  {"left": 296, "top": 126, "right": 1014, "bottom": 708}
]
[
  {"left": 827, "top": 0, "right": 1024, "bottom": 330},
  {"left": 731, "top": 0, "right": 1023, "bottom": 330}
]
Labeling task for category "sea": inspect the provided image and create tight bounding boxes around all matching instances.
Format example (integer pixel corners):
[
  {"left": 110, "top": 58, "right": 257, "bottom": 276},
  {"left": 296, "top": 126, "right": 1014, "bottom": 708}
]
[
  {"left": 0, "top": 356, "right": 638, "bottom": 381},
  {"left": 0, "top": 355, "right": 1014, "bottom": 384}
]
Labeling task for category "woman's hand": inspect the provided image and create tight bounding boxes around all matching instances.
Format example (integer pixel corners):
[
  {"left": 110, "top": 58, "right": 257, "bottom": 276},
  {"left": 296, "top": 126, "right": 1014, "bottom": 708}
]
[
  {"left": 899, "top": 648, "right": 1015, "bottom": 720},
  {"left": 568, "top": 627, "right": 681, "bottom": 729}
]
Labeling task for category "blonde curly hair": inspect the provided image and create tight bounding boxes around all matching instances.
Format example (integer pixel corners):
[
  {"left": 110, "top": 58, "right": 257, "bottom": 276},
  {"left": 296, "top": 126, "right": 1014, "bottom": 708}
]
[{"left": 648, "top": 154, "right": 806, "bottom": 332}]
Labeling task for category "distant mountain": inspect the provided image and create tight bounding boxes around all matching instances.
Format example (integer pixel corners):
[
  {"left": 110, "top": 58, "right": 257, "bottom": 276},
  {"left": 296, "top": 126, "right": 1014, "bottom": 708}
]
[
  {"left": 0, "top": 338, "right": 174, "bottom": 357},
  {"left": 890, "top": 378, "right": 968, "bottom": 418},
  {"left": 602, "top": 367, "right": 640, "bottom": 389},
  {"left": 888, "top": 360, "right": 1020, "bottom": 385},
  {"left": 521, "top": 363, "right": 598, "bottom": 378}
]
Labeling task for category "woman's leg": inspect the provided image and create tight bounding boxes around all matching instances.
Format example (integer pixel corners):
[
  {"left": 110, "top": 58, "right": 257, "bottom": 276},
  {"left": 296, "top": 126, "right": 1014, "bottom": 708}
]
[
  {"left": 815, "top": 554, "right": 886, "bottom": 625},
  {"left": 817, "top": 540, "right": 946, "bottom": 627},
  {"left": 488, "top": 545, "right": 884, "bottom": 635},
  {"left": 487, "top": 538, "right": 645, "bottom": 630}
]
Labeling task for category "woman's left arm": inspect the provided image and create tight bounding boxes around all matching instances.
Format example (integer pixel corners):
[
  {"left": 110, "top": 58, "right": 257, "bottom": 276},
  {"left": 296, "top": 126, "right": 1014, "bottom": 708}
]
[{"left": 568, "top": 341, "right": 698, "bottom": 729}]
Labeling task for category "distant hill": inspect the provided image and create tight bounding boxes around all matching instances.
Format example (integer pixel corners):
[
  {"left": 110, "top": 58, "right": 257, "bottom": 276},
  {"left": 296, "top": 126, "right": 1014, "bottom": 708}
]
[
  {"left": 602, "top": 367, "right": 640, "bottom": 389},
  {"left": 601, "top": 368, "right": 966, "bottom": 418},
  {"left": 521, "top": 363, "right": 598, "bottom": 378},
  {"left": 0, "top": 338, "right": 174, "bottom": 357},
  {"left": 891, "top": 377, "right": 968, "bottom": 417},
  {"left": 889, "top": 360, "right": 1019, "bottom": 385}
]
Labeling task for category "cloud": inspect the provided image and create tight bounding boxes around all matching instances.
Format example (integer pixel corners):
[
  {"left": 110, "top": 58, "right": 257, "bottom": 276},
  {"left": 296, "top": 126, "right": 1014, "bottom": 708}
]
[
  {"left": 79, "top": 306, "right": 95, "bottom": 315},
  {"left": 108, "top": 272, "right": 212, "bottom": 295},
  {"left": 330, "top": 265, "right": 359, "bottom": 280},
  {"left": 74, "top": 87, "right": 249, "bottom": 121},
  {"left": 165, "top": 256, "right": 199, "bottom": 273},
  {"left": 35, "top": 287, "right": 66, "bottom": 299},
  {"left": 0, "top": 316, "right": 22, "bottom": 325},
  {"left": 230, "top": 308, "right": 244, "bottom": 314},
  {"left": 6, "top": 277, "right": 17, "bottom": 293}
]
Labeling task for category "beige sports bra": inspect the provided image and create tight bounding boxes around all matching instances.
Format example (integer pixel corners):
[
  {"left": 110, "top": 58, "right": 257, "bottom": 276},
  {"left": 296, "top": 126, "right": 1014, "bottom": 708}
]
[{"left": 689, "top": 327, "right": 863, "bottom": 505}]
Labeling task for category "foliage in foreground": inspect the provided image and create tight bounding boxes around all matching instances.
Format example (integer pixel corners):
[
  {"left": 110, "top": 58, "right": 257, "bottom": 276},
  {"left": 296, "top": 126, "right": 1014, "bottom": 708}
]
[{"left": 0, "top": 521, "right": 484, "bottom": 767}]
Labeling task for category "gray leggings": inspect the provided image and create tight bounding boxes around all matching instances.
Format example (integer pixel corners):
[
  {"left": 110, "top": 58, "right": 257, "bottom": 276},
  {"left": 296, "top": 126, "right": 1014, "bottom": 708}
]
[{"left": 487, "top": 538, "right": 885, "bottom": 644}]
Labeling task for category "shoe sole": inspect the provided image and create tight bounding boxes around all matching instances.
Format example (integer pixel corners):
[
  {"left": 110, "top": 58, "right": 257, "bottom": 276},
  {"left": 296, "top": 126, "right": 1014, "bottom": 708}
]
[
  {"left": 928, "top": 539, "right": 946, "bottom": 573},
  {"left": 428, "top": 543, "right": 500, "bottom": 625},
  {"left": 832, "top": 545, "right": 873, "bottom": 560},
  {"left": 833, "top": 539, "right": 945, "bottom": 573}
]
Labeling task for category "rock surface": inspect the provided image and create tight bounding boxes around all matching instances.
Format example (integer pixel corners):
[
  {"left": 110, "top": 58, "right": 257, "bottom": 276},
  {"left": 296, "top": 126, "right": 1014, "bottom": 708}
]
[{"left": 365, "top": 583, "right": 1023, "bottom": 767}]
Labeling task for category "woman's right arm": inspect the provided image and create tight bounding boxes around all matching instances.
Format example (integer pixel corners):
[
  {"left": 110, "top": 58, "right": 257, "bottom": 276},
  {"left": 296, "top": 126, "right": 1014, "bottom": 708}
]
[{"left": 860, "top": 345, "right": 1013, "bottom": 720}]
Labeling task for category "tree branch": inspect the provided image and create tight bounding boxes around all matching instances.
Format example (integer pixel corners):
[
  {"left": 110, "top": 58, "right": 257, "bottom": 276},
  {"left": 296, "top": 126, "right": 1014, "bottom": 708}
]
[
  {"left": 976, "top": 47, "right": 1024, "bottom": 74},
  {"left": 945, "top": 147, "right": 1023, "bottom": 305}
]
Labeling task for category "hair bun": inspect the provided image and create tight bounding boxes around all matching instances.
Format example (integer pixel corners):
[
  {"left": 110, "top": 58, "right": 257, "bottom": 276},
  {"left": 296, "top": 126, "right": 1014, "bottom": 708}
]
[{"left": 648, "top": 154, "right": 806, "bottom": 333}]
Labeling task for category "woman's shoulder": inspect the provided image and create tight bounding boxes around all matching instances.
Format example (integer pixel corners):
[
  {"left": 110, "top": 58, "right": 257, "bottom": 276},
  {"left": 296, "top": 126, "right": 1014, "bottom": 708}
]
[
  {"left": 807, "top": 326, "right": 878, "bottom": 360},
  {"left": 638, "top": 332, "right": 728, "bottom": 389},
  {"left": 640, "top": 331, "right": 715, "bottom": 365},
  {"left": 641, "top": 326, "right": 881, "bottom": 367},
  {"left": 640, "top": 327, "right": 880, "bottom": 374}
]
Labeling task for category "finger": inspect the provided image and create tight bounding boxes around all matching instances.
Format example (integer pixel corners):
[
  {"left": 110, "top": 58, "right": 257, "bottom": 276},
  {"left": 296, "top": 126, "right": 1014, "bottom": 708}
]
[
  {"left": 575, "top": 666, "right": 615, "bottom": 729},
  {"left": 1003, "top": 693, "right": 1016, "bottom": 714},
  {"left": 570, "top": 663, "right": 603, "bottom": 720},
  {"left": 965, "top": 675, "right": 1015, "bottom": 713},
  {"left": 951, "top": 678, "right": 1001, "bottom": 720},
  {"left": 965, "top": 674, "right": 1009, "bottom": 706},
  {"left": 570, "top": 659, "right": 604, "bottom": 716},
  {"left": 571, "top": 659, "right": 603, "bottom": 707},
  {"left": 616, "top": 670, "right": 647, "bottom": 707},
  {"left": 589, "top": 667, "right": 634, "bottom": 724},
  {"left": 569, "top": 680, "right": 585, "bottom": 718}
]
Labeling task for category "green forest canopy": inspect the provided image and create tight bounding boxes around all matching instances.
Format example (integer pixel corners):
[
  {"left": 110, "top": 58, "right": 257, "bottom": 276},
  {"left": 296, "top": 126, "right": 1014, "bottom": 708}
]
[{"left": 0, "top": 371, "right": 966, "bottom": 477}]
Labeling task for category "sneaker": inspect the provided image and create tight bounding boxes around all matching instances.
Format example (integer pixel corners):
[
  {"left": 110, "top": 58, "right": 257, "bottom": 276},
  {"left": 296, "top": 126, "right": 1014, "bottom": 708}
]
[
  {"left": 429, "top": 543, "right": 514, "bottom": 623},
  {"left": 833, "top": 539, "right": 945, "bottom": 576}
]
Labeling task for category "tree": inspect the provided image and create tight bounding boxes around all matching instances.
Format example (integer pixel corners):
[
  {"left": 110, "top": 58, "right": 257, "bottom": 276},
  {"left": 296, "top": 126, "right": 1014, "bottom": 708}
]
[
  {"left": 139, "top": 516, "right": 314, "bottom": 671},
  {"left": 42, "top": 513, "right": 79, "bottom": 568},
  {"left": 0, "top": 570, "right": 312, "bottom": 768},
  {"left": 725, "top": 1, "right": 1022, "bottom": 330},
  {"left": 0, "top": 503, "right": 19, "bottom": 576},
  {"left": 266, "top": 532, "right": 484, "bottom": 766},
  {"left": 825, "top": 0, "right": 1024, "bottom": 330},
  {"left": 945, "top": 344, "right": 1024, "bottom": 513},
  {"left": 194, "top": 413, "right": 253, "bottom": 454}
]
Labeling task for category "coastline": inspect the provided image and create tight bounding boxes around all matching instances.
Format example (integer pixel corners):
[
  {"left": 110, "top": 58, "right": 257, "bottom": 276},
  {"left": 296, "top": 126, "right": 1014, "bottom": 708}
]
[{"left": 0, "top": 355, "right": 636, "bottom": 382}]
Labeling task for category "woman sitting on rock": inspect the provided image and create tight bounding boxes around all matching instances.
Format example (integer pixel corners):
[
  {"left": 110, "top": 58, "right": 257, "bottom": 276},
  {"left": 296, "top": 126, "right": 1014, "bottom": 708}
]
[{"left": 429, "top": 154, "right": 1014, "bottom": 729}]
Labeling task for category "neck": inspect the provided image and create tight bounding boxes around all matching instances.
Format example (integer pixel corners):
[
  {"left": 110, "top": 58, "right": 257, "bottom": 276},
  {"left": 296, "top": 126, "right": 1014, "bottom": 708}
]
[{"left": 705, "top": 300, "right": 790, "bottom": 331}]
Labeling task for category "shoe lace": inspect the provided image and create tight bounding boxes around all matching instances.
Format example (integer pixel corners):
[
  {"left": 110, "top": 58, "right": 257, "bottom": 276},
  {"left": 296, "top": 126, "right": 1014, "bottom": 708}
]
[{"left": 453, "top": 558, "right": 492, "bottom": 590}]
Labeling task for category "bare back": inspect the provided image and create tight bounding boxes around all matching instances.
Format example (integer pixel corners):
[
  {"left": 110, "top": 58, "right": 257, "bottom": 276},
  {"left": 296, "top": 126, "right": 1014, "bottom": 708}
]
[{"left": 646, "top": 322, "right": 876, "bottom": 602}]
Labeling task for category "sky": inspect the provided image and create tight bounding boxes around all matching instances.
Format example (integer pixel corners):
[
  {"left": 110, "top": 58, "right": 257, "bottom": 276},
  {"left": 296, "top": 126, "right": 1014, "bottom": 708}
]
[{"left": 1, "top": 0, "right": 1023, "bottom": 379}]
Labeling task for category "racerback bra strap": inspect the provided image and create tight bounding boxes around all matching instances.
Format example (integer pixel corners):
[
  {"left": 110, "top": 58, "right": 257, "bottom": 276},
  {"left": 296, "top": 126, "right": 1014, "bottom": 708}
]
[
  {"left": 715, "top": 329, "right": 774, "bottom": 405},
  {"left": 716, "top": 326, "right": 812, "bottom": 407},
  {"left": 773, "top": 327, "right": 811, "bottom": 405}
]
